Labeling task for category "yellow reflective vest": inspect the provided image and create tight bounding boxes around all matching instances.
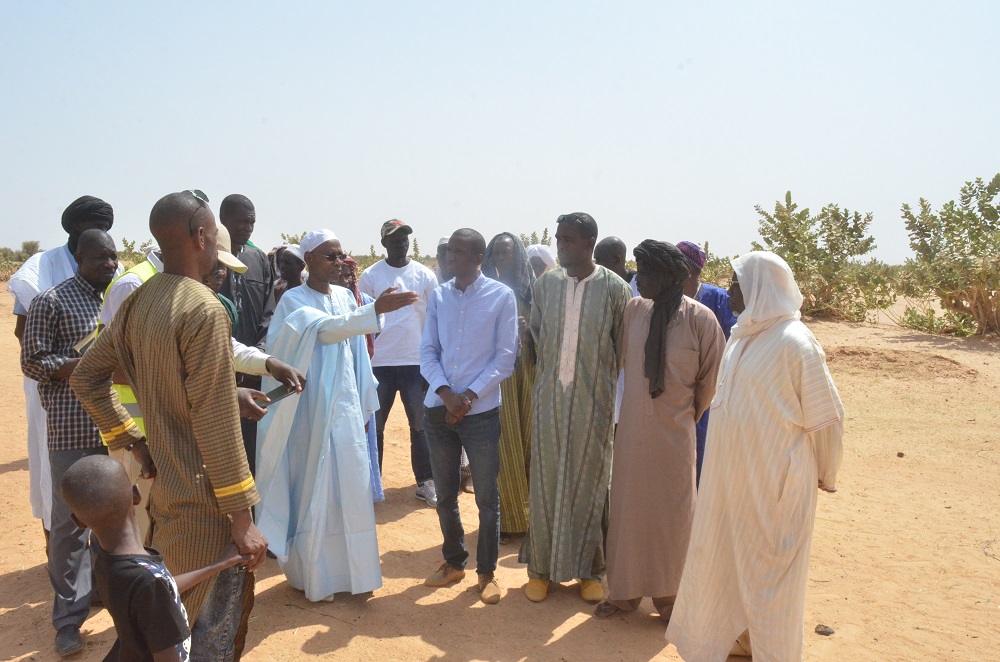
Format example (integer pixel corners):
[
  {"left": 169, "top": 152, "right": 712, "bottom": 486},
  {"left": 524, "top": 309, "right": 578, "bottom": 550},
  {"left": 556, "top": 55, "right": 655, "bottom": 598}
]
[{"left": 100, "top": 260, "right": 159, "bottom": 438}]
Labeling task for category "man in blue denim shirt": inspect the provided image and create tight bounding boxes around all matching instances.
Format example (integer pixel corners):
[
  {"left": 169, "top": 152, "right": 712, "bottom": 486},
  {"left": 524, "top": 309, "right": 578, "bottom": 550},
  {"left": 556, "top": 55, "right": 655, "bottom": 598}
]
[{"left": 420, "top": 228, "right": 518, "bottom": 604}]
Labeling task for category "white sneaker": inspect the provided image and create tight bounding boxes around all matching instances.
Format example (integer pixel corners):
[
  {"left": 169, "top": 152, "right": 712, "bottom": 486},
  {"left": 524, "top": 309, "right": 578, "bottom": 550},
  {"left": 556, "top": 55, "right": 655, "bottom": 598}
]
[{"left": 416, "top": 480, "right": 438, "bottom": 507}]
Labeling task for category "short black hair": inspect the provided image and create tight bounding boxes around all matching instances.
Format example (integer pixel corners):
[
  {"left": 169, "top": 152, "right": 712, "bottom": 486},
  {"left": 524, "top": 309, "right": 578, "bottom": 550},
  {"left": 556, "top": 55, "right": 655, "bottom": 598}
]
[
  {"left": 556, "top": 212, "right": 598, "bottom": 239},
  {"left": 219, "top": 194, "right": 254, "bottom": 220},
  {"left": 61, "top": 455, "right": 133, "bottom": 526},
  {"left": 594, "top": 236, "right": 627, "bottom": 262},
  {"left": 451, "top": 228, "right": 486, "bottom": 255},
  {"left": 75, "top": 229, "right": 115, "bottom": 257}
]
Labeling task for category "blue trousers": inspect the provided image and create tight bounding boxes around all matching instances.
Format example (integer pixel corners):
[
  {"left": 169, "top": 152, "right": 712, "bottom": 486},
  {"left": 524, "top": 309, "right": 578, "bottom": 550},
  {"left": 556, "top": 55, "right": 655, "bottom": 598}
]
[
  {"left": 373, "top": 365, "right": 433, "bottom": 483},
  {"left": 424, "top": 407, "right": 501, "bottom": 575},
  {"left": 696, "top": 410, "right": 709, "bottom": 487},
  {"left": 190, "top": 564, "right": 251, "bottom": 662}
]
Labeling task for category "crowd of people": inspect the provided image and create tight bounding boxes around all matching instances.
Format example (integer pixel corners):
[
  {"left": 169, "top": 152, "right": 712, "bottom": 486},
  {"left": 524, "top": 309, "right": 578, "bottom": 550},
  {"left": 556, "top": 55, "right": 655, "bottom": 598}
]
[{"left": 11, "top": 193, "right": 844, "bottom": 661}]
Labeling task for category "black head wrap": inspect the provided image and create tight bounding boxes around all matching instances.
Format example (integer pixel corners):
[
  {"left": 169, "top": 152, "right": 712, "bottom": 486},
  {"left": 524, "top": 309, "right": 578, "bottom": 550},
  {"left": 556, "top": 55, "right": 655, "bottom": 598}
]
[
  {"left": 482, "top": 232, "right": 535, "bottom": 304},
  {"left": 633, "top": 240, "right": 690, "bottom": 399},
  {"left": 61, "top": 196, "right": 114, "bottom": 234}
]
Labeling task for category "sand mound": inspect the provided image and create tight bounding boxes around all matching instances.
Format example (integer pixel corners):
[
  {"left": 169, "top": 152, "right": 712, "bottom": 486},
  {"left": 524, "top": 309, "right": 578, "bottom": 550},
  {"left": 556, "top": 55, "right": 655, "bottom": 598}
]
[{"left": 825, "top": 346, "right": 978, "bottom": 379}]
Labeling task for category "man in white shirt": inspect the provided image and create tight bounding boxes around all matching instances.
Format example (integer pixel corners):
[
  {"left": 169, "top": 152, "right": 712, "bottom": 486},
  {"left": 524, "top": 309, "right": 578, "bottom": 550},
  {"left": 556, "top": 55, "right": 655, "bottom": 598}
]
[
  {"left": 359, "top": 219, "right": 440, "bottom": 506},
  {"left": 8, "top": 195, "right": 119, "bottom": 551}
]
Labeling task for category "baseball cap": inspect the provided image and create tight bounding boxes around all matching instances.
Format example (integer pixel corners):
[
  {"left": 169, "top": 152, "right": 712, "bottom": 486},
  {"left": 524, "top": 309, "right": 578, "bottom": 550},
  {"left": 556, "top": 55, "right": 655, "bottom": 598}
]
[
  {"left": 381, "top": 219, "right": 413, "bottom": 239},
  {"left": 216, "top": 223, "right": 248, "bottom": 274}
]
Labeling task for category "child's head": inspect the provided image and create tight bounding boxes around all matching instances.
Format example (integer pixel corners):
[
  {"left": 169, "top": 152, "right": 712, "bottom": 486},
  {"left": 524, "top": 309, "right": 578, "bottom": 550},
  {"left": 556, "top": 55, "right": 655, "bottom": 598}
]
[{"left": 61, "top": 455, "right": 140, "bottom": 534}]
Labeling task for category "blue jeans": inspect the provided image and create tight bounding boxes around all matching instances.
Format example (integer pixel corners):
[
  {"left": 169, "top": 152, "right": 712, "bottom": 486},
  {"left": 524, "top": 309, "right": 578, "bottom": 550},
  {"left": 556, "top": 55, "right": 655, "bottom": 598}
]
[
  {"left": 373, "top": 365, "right": 433, "bottom": 483},
  {"left": 424, "top": 407, "right": 501, "bottom": 575},
  {"left": 49, "top": 446, "right": 107, "bottom": 630},
  {"left": 190, "top": 564, "right": 251, "bottom": 662}
]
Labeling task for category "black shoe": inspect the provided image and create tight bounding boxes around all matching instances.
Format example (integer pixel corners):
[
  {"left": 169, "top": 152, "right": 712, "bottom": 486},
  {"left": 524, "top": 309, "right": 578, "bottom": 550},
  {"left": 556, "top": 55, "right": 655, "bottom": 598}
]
[{"left": 55, "top": 625, "right": 83, "bottom": 657}]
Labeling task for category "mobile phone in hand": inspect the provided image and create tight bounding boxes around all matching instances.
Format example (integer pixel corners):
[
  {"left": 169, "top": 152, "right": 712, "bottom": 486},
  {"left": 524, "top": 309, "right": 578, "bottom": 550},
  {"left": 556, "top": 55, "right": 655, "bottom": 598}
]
[{"left": 253, "top": 384, "right": 298, "bottom": 410}]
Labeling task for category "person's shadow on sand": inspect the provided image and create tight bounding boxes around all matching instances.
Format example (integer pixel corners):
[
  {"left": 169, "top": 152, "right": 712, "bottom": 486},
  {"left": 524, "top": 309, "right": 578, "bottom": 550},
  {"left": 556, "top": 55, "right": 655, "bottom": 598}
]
[{"left": 243, "top": 538, "right": 724, "bottom": 662}]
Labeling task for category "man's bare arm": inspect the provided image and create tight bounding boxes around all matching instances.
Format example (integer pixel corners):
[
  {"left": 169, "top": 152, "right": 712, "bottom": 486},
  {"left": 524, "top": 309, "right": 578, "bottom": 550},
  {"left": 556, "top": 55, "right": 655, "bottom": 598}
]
[{"left": 14, "top": 314, "right": 25, "bottom": 345}]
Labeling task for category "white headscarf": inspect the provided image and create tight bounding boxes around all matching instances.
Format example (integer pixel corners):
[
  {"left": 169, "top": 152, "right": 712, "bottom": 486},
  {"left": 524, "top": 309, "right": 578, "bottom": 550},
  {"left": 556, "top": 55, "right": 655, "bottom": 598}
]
[
  {"left": 729, "top": 251, "right": 803, "bottom": 340},
  {"left": 284, "top": 244, "right": 303, "bottom": 261},
  {"left": 526, "top": 244, "right": 556, "bottom": 269},
  {"left": 300, "top": 229, "right": 338, "bottom": 256},
  {"left": 713, "top": 251, "right": 803, "bottom": 410}
]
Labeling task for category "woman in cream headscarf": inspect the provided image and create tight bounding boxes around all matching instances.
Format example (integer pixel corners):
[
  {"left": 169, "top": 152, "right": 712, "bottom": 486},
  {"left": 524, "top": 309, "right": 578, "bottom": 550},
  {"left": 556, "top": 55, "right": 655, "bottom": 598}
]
[
  {"left": 526, "top": 244, "right": 557, "bottom": 278},
  {"left": 666, "top": 251, "right": 844, "bottom": 661}
]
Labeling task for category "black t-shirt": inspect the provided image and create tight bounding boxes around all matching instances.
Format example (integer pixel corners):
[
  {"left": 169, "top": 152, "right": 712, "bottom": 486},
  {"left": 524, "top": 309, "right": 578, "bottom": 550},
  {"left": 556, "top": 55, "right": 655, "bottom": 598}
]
[{"left": 95, "top": 546, "right": 191, "bottom": 662}]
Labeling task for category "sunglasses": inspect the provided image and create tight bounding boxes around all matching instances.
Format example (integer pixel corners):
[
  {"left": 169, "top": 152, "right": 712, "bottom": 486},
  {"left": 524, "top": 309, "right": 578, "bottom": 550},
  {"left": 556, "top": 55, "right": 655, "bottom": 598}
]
[
  {"left": 315, "top": 251, "right": 347, "bottom": 263},
  {"left": 185, "top": 189, "right": 209, "bottom": 236}
]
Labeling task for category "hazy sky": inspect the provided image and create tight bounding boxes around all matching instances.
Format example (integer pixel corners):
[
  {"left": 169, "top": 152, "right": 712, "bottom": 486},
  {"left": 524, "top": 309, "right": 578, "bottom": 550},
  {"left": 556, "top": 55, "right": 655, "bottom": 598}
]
[{"left": 2, "top": 1, "right": 997, "bottom": 264}]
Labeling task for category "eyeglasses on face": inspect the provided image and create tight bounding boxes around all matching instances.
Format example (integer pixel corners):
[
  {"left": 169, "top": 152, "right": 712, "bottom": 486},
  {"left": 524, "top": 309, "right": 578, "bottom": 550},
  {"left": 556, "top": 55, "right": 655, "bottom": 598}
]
[
  {"left": 185, "top": 189, "right": 209, "bottom": 236},
  {"left": 315, "top": 251, "right": 347, "bottom": 263}
]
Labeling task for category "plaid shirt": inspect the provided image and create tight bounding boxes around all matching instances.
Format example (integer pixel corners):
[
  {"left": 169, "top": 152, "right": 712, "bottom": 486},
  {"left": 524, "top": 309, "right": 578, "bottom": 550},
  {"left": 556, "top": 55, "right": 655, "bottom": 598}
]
[{"left": 21, "top": 273, "right": 104, "bottom": 451}]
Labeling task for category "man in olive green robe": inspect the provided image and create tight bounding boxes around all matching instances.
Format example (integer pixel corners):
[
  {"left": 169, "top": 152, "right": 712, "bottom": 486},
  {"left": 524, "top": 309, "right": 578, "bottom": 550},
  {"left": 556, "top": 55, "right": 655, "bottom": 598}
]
[{"left": 518, "top": 213, "right": 631, "bottom": 603}]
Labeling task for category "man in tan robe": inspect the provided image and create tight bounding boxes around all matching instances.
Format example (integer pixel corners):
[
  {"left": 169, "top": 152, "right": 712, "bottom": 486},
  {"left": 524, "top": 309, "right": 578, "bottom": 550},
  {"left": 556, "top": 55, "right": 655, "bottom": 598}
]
[
  {"left": 71, "top": 191, "right": 268, "bottom": 661},
  {"left": 596, "top": 240, "right": 724, "bottom": 621}
]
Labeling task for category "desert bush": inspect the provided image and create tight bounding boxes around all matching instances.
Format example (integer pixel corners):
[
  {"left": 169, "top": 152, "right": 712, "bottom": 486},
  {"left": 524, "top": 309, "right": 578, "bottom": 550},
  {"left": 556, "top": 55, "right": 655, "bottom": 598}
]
[
  {"left": 118, "top": 238, "right": 156, "bottom": 269},
  {"left": 0, "top": 260, "right": 22, "bottom": 282},
  {"left": 901, "top": 174, "right": 1000, "bottom": 336},
  {"left": 700, "top": 241, "right": 734, "bottom": 288},
  {"left": 896, "top": 303, "right": 978, "bottom": 337},
  {"left": 0, "top": 241, "right": 40, "bottom": 263},
  {"left": 752, "top": 192, "right": 895, "bottom": 322},
  {"left": 0, "top": 241, "right": 43, "bottom": 281},
  {"left": 280, "top": 231, "right": 307, "bottom": 245},
  {"left": 518, "top": 228, "right": 551, "bottom": 248}
]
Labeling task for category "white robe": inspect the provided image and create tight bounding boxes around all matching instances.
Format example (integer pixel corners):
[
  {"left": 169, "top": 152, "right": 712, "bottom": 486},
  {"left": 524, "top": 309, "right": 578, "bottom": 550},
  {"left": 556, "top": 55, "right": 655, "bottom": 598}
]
[
  {"left": 666, "top": 252, "right": 843, "bottom": 662},
  {"left": 256, "top": 284, "right": 383, "bottom": 602},
  {"left": 8, "top": 246, "right": 77, "bottom": 529}
]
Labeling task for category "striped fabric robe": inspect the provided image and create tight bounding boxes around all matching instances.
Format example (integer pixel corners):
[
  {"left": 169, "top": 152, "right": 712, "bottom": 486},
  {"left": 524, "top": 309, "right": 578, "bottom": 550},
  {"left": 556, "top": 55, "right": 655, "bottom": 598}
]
[
  {"left": 518, "top": 266, "right": 631, "bottom": 581},
  {"left": 666, "top": 317, "right": 843, "bottom": 661},
  {"left": 497, "top": 297, "right": 535, "bottom": 534},
  {"left": 71, "top": 274, "right": 258, "bottom": 623}
]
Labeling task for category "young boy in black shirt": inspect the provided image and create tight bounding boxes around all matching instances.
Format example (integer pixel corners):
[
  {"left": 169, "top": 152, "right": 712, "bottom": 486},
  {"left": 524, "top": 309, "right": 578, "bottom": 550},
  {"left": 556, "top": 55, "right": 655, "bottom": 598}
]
[{"left": 61, "top": 455, "right": 249, "bottom": 661}]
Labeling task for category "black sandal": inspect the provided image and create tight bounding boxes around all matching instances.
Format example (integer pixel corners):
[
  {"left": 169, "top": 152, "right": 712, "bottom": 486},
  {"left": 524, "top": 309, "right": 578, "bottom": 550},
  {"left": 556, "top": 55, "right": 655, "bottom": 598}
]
[{"left": 593, "top": 601, "right": 624, "bottom": 619}]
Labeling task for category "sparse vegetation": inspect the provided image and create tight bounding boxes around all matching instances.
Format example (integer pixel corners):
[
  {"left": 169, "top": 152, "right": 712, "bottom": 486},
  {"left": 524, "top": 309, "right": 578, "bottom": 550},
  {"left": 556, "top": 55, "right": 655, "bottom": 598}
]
[
  {"left": 280, "top": 231, "right": 307, "bottom": 245},
  {"left": 118, "top": 238, "right": 156, "bottom": 268},
  {"left": 752, "top": 192, "right": 895, "bottom": 322},
  {"left": 901, "top": 174, "right": 1000, "bottom": 336}
]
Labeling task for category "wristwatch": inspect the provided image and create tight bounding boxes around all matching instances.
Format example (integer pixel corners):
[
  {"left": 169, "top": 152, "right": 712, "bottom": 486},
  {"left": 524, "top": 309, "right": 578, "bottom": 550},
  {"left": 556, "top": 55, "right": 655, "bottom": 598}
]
[{"left": 124, "top": 436, "right": 148, "bottom": 452}]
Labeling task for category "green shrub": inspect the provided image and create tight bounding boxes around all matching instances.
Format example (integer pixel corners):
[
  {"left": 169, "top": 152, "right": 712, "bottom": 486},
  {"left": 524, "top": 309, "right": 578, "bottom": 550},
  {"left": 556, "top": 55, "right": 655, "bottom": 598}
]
[
  {"left": 700, "top": 241, "right": 734, "bottom": 289},
  {"left": 897, "top": 301, "right": 977, "bottom": 337},
  {"left": 118, "top": 238, "right": 156, "bottom": 269},
  {"left": 901, "top": 174, "right": 1000, "bottom": 335},
  {"left": 752, "top": 192, "right": 895, "bottom": 322}
]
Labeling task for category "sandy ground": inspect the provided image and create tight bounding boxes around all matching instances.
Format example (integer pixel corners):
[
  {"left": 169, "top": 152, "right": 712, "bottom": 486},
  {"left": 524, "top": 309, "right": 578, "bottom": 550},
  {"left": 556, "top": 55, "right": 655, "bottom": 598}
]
[{"left": 1, "top": 294, "right": 998, "bottom": 661}]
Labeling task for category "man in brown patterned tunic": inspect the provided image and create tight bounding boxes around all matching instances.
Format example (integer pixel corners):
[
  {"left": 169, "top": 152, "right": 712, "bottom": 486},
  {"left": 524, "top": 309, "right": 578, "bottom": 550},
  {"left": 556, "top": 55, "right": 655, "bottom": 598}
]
[{"left": 71, "top": 190, "right": 267, "bottom": 661}]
